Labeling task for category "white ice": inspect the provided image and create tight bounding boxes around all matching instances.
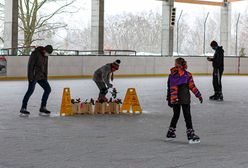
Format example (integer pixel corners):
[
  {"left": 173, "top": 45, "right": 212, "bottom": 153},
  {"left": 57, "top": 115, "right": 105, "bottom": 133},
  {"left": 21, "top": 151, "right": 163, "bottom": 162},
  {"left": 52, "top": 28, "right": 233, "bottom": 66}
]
[{"left": 0, "top": 76, "right": 248, "bottom": 168}]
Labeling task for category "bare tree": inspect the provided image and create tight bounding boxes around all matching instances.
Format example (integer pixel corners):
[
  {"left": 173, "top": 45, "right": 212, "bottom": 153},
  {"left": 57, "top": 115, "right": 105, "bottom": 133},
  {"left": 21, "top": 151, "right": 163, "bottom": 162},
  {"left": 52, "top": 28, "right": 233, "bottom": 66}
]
[
  {"left": 0, "top": 1, "right": 4, "bottom": 44},
  {"left": 174, "top": 13, "right": 191, "bottom": 55},
  {"left": 105, "top": 11, "right": 162, "bottom": 54},
  {"left": 66, "top": 28, "right": 91, "bottom": 50},
  {"left": 235, "top": 10, "right": 248, "bottom": 56},
  {"left": 18, "top": 0, "right": 77, "bottom": 52},
  {"left": 184, "top": 12, "right": 219, "bottom": 55}
]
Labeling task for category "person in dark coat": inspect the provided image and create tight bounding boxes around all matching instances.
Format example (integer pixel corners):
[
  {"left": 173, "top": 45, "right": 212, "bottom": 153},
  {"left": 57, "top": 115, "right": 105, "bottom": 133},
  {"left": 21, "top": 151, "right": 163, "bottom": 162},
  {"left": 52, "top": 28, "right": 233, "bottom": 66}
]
[
  {"left": 20, "top": 45, "right": 53, "bottom": 116},
  {"left": 166, "top": 58, "right": 203, "bottom": 144},
  {"left": 207, "top": 41, "right": 224, "bottom": 100}
]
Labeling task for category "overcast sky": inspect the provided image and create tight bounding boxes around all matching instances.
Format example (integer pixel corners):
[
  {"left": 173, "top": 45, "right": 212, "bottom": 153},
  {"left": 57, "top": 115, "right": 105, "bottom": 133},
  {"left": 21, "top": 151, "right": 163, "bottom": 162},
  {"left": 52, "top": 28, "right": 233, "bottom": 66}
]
[
  {"left": 66, "top": 0, "right": 248, "bottom": 27},
  {"left": 43, "top": 0, "right": 247, "bottom": 41},
  {"left": 1, "top": 0, "right": 246, "bottom": 41}
]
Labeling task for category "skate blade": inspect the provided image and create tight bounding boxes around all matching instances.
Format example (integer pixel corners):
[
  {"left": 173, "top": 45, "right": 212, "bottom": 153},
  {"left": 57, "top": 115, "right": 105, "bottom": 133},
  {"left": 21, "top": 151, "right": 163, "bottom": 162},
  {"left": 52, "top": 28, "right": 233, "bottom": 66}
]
[
  {"left": 19, "top": 113, "right": 29, "bottom": 117},
  {"left": 189, "top": 139, "right": 200, "bottom": 144},
  {"left": 39, "top": 113, "right": 50, "bottom": 117},
  {"left": 210, "top": 98, "right": 224, "bottom": 101},
  {"left": 165, "top": 138, "right": 176, "bottom": 141}
]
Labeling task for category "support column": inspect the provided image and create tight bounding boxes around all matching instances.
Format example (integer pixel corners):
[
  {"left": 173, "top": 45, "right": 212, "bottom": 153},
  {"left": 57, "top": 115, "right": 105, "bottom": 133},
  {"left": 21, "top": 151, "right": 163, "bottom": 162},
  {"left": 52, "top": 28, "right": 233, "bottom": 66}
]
[
  {"left": 220, "top": 2, "right": 231, "bottom": 56},
  {"left": 4, "top": 0, "right": 18, "bottom": 55},
  {"left": 91, "top": 0, "right": 104, "bottom": 54},
  {"left": 162, "top": 0, "right": 174, "bottom": 56}
]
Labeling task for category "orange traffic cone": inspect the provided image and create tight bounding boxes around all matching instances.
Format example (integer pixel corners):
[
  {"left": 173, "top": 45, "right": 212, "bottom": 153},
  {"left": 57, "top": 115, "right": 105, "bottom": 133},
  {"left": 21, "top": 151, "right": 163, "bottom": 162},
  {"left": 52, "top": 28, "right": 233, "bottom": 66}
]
[
  {"left": 60, "top": 88, "right": 73, "bottom": 116},
  {"left": 121, "top": 88, "right": 142, "bottom": 114}
]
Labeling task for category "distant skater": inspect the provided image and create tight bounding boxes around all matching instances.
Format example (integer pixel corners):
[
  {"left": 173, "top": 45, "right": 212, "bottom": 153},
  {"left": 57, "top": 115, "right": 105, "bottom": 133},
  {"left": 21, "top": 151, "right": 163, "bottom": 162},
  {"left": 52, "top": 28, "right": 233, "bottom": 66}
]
[
  {"left": 93, "top": 60, "right": 121, "bottom": 102},
  {"left": 20, "top": 45, "right": 53, "bottom": 117},
  {"left": 166, "top": 58, "right": 203, "bottom": 144},
  {"left": 207, "top": 41, "right": 224, "bottom": 101}
]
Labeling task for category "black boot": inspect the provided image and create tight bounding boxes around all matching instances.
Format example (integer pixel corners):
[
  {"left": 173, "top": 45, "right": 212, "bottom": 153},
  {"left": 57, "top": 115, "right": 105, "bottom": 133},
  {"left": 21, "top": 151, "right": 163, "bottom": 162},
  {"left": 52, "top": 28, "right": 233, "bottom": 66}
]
[
  {"left": 209, "top": 93, "right": 218, "bottom": 100},
  {"left": 20, "top": 108, "right": 30, "bottom": 117},
  {"left": 218, "top": 92, "right": 224, "bottom": 101},
  {"left": 187, "top": 129, "right": 200, "bottom": 144},
  {"left": 166, "top": 127, "right": 176, "bottom": 141},
  {"left": 39, "top": 107, "right": 51, "bottom": 116}
]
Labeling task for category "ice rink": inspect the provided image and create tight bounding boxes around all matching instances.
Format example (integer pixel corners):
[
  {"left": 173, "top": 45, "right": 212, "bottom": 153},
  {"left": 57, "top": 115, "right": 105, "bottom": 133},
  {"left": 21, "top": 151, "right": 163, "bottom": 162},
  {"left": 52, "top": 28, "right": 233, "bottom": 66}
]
[{"left": 0, "top": 76, "right": 248, "bottom": 168}]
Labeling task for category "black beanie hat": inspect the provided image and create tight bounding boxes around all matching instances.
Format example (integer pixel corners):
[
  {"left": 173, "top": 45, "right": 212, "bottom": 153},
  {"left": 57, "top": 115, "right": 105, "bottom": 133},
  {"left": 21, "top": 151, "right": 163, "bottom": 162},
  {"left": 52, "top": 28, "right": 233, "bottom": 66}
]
[
  {"left": 210, "top": 41, "right": 218, "bottom": 47},
  {"left": 112, "top": 59, "right": 121, "bottom": 70},
  {"left": 45, "top": 45, "right": 53, "bottom": 54},
  {"left": 114, "top": 59, "right": 121, "bottom": 65}
]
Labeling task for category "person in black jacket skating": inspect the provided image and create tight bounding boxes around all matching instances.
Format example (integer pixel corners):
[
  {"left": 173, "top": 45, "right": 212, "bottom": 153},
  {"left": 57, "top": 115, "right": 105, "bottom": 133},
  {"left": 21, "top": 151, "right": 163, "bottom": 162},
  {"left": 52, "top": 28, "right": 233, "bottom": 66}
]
[
  {"left": 20, "top": 45, "right": 53, "bottom": 117},
  {"left": 207, "top": 41, "right": 224, "bottom": 101}
]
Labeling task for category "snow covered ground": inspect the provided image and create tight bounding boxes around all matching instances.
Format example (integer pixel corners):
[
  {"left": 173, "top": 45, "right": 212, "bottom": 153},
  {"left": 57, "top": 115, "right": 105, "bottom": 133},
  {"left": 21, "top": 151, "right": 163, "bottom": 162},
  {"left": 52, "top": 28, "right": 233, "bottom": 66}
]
[{"left": 0, "top": 76, "right": 248, "bottom": 168}]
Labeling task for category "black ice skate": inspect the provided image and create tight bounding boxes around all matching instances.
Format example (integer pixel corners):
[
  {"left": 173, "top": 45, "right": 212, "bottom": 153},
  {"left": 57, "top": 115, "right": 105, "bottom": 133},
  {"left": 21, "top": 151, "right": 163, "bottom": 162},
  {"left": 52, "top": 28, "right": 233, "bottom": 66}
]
[
  {"left": 19, "top": 108, "right": 30, "bottom": 117},
  {"left": 209, "top": 93, "right": 224, "bottom": 101},
  {"left": 39, "top": 107, "right": 51, "bottom": 116},
  {"left": 209, "top": 94, "right": 218, "bottom": 100},
  {"left": 166, "top": 127, "right": 176, "bottom": 141},
  {"left": 218, "top": 93, "right": 224, "bottom": 101},
  {"left": 187, "top": 129, "right": 200, "bottom": 144}
]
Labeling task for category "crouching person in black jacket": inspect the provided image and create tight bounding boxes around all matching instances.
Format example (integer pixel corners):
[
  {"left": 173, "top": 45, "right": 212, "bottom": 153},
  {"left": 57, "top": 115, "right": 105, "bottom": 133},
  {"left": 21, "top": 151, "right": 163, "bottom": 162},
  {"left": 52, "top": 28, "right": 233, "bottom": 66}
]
[{"left": 20, "top": 45, "right": 53, "bottom": 117}]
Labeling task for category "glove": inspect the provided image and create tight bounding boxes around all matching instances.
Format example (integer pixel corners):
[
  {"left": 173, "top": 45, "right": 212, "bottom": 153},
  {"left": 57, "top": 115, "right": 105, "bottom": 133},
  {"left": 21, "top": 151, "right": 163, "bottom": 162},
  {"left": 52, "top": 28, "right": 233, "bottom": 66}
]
[
  {"left": 199, "top": 97, "right": 203, "bottom": 104},
  {"left": 107, "top": 83, "right": 113, "bottom": 88},
  {"left": 207, "top": 57, "right": 212, "bottom": 61},
  {"left": 168, "top": 101, "right": 174, "bottom": 108}
]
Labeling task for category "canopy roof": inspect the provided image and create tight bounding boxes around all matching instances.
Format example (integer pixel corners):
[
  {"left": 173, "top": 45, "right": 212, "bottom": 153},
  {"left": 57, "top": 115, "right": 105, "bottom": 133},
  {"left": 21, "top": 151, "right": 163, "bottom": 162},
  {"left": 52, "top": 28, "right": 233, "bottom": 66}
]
[{"left": 174, "top": 0, "right": 242, "bottom": 6}]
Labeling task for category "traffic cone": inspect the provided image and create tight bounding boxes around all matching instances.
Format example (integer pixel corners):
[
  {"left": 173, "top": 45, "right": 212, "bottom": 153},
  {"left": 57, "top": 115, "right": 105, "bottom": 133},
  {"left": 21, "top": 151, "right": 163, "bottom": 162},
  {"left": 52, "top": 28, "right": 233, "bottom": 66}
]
[
  {"left": 121, "top": 88, "right": 142, "bottom": 114},
  {"left": 60, "top": 88, "right": 73, "bottom": 116}
]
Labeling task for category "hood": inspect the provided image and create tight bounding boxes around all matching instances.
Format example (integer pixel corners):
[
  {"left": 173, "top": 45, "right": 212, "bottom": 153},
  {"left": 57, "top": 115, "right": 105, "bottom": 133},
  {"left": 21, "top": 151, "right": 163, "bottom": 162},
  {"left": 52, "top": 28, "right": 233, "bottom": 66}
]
[
  {"left": 217, "top": 46, "right": 224, "bottom": 53},
  {"left": 35, "top": 46, "right": 45, "bottom": 52},
  {"left": 170, "top": 66, "right": 186, "bottom": 77},
  {"left": 34, "top": 46, "right": 45, "bottom": 56}
]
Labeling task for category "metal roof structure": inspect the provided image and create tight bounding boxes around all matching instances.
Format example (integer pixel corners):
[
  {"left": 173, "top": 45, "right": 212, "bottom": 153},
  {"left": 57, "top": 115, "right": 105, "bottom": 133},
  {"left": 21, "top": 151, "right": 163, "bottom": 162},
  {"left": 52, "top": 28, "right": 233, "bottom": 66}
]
[{"left": 174, "top": 0, "right": 242, "bottom": 6}]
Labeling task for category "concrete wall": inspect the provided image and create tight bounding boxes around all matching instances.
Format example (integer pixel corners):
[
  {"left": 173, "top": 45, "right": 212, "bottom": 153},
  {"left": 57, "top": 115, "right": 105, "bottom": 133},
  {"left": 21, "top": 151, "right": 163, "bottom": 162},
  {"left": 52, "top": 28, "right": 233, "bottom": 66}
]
[{"left": 6, "top": 56, "right": 248, "bottom": 78}]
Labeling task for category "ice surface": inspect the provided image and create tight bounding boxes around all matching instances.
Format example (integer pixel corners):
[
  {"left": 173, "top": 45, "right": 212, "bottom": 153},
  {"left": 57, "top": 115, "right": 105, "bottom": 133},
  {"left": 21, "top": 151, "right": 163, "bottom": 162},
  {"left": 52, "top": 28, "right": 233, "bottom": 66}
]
[{"left": 0, "top": 76, "right": 248, "bottom": 168}]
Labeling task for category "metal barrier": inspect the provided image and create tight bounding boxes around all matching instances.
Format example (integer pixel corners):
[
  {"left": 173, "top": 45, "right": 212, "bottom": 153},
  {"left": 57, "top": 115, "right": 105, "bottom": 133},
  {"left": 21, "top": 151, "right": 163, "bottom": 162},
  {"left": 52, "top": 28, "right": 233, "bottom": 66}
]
[
  {"left": 0, "top": 46, "right": 36, "bottom": 56},
  {"left": 104, "top": 49, "right": 136, "bottom": 56},
  {"left": 0, "top": 47, "right": 137, "bottom": 56}
]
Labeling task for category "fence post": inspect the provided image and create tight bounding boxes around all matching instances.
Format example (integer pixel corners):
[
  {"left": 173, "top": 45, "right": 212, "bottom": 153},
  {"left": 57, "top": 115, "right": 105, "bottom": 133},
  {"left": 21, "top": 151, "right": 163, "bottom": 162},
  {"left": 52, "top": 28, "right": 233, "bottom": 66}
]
[
  {"left": 203, "top": 12, "right": 209, "bottom": 56},
  {"left": 235, "top": 13, "right": 241, "bottom": 57}
]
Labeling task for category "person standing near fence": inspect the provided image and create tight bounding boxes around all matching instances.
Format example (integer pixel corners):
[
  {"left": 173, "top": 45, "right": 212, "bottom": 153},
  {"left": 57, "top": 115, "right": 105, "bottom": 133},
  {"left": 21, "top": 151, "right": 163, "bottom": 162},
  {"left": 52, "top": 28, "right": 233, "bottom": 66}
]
[
  {"left": 20, "top": 45, "right": 53, "bottom": 117},
  {"left": 207, "top": 41, "right": 224, "bottom": 101}
]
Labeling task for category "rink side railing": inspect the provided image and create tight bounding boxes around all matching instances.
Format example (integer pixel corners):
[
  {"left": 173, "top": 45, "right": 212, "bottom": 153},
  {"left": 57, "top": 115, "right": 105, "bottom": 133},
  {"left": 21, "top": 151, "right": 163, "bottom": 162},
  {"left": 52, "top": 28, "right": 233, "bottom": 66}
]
[
  {"left": 0, "top": 47, "right": 137, "bottom": 56},
  {"left": 1, "top": 55, "right": 248, "bottom": 80}
]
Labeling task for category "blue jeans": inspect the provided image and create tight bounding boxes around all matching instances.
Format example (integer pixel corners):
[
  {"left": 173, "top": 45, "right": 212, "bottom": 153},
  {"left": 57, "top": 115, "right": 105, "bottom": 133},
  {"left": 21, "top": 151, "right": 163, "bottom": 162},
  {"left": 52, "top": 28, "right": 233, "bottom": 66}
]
[{"left": 22, "top": 80, "right": 51, "bottom": 109}]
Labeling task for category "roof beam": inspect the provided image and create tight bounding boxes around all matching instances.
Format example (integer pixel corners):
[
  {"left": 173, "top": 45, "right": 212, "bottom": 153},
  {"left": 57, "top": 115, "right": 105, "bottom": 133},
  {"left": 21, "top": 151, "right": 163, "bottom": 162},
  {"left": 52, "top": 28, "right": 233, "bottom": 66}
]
[
  {"left": 227, "top": 0, "right": 242, "bottom": 2},
  {"left": 175, "top": 0, "right": 241, "bottom": 6},
  {"left": 175, "top": 0, "right": 224, "bottom": 6}
]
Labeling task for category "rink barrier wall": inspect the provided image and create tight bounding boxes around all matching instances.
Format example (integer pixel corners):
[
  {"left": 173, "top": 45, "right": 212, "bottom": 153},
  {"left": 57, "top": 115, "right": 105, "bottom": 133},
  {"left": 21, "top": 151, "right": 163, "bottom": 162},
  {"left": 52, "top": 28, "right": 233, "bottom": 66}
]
[
  {"left": 2, "top": 55, "right": 248, "bottom": 80},
  {"left": 1, "top": 73, "right": 248, "bottom": 81}
]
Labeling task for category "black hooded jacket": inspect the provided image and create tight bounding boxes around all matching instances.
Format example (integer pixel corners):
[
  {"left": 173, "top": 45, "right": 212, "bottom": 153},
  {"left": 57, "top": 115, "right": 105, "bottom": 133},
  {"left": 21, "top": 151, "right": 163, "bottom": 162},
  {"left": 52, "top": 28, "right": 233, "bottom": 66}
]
[
  {"left": 28, "top": 47, "right": 48, "bottom": 81},
  {"left": 212, "top": 46, "right": 224, "bottom": 69}
]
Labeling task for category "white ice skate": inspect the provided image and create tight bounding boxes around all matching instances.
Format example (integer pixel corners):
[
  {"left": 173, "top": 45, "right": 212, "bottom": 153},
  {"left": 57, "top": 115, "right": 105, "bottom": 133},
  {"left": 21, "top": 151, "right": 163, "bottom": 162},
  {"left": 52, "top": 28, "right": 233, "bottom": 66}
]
[
  {"left": 19, "top": 113, "right": 30, "bottom": 117},
  {"left": 166, "top": 127, "right": 176, "bottom": 141},
  {"left": 39, "top": 112, "right": 50, "bottom": 117},
  {"left": 187, "top": 129, "right": 200, "bottom": 144},
  {"left": 188, "top": 139, "right": 200, "bottom": 144}
]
